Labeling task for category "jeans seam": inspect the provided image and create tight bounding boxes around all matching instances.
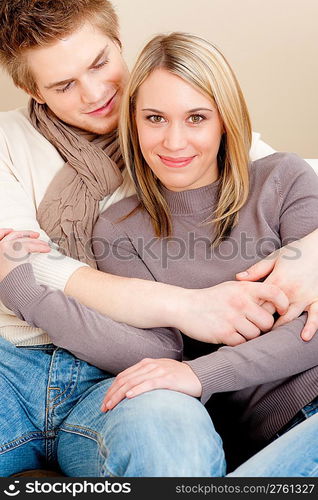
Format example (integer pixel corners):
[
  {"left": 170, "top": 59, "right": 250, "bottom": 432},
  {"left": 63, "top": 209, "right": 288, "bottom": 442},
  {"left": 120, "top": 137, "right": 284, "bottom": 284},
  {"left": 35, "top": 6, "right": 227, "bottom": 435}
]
[
  {"left": 0, "top": 431, "right": 45, "bottom": 453},
  {"left": 49, "top": 357, "right": 82, "bottom": 407},
  {"left": 58, "top": 425, "right": 117, "bottom": 477}
]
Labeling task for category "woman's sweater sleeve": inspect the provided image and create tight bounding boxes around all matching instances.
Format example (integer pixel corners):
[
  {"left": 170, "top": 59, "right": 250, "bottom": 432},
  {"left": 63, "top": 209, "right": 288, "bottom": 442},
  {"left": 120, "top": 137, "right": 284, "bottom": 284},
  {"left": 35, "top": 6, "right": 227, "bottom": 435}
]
[{"left": 0, "top": 264, "right": 183, "bottom": 372}]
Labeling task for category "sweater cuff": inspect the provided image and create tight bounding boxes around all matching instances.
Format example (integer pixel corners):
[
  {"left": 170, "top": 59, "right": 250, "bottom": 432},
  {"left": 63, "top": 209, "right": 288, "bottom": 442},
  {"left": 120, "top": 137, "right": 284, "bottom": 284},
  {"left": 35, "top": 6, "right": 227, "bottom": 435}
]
[
  {"left": 30, "top": 248, "right": 88, "bottom": 291},
  {"left": 184, "top": 355, "right": 236, "bottom": 405},
  {"left": 0, "top": 263, "right": 45, "bottom": 318}
]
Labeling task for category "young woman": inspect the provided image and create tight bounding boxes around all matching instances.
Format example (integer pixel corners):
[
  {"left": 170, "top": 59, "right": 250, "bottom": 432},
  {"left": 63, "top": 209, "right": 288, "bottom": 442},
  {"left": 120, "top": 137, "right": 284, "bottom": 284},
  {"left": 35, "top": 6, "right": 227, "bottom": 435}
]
[{"left": 1, "top": 32, "right": 318, "bottom": 476}]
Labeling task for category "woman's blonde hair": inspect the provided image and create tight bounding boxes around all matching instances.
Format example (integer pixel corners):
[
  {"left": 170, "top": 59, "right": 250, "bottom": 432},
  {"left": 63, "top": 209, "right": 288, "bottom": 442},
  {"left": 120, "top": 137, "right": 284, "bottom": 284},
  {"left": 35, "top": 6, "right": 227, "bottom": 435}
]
[{"left": 119, "top": 32, "right": 252, "bottom": 245}]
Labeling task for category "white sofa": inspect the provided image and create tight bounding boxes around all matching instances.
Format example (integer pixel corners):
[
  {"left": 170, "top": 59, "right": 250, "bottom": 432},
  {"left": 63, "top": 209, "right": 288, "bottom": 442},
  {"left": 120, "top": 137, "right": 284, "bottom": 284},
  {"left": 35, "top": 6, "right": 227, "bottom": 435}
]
[{"left": 306, "top": 159, "right": 318, "bottom": 173}]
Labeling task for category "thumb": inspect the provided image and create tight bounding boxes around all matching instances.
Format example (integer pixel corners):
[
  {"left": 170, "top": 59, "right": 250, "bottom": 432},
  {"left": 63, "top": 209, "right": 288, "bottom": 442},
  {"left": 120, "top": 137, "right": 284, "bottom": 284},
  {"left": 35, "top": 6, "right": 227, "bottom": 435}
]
[
  {"left": 236, "top": 251, "right": 278, "bottom": 282},
  {"left": 272, "top": 303, "right": 304, "bottom": 329},
  {"left": 301, "top": 302, "right": 318, "bottom": 341},
  {"left": 0, "top": 228, "right": 13, "bottom": 241}
]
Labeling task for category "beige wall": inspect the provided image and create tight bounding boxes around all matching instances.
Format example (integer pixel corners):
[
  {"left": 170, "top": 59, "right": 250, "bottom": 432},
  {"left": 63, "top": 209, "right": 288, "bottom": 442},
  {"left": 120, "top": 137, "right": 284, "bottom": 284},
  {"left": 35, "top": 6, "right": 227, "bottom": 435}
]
[{"left": 1, "top": 0, "right": 317, "bottom": 157}]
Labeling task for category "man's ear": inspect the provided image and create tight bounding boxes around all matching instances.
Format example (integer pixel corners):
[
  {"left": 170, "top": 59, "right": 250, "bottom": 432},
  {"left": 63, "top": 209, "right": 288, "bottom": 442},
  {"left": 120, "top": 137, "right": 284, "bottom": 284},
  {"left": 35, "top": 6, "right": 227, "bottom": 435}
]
[{"left": 19, "top": 84, "right": 45, "bottom": 104}]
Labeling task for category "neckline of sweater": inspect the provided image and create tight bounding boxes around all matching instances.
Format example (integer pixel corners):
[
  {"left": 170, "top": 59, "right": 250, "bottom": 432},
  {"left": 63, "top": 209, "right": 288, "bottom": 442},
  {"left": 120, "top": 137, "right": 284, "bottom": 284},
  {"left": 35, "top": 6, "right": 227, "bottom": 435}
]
[{"left": 162, "top": 180, "right": 220, "bottom": 215}]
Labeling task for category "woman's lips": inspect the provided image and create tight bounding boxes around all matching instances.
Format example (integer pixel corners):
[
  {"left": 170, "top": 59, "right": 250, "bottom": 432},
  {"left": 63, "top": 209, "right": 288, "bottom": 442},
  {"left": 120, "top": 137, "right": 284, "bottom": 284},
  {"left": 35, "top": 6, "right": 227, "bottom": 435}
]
[
  {"left": 158, "top": 155, "right": 196, "bottom": 168},
  {"left": 86, "top": 92, "right": 117, "bottom": 116}
]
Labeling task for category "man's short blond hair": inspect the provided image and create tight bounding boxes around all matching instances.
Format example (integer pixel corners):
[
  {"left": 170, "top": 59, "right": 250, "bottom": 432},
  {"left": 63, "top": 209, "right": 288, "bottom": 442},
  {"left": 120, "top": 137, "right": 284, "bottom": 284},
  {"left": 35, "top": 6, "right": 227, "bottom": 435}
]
[{"left": 0, "top": 0, "right": 120, "bottom": 98}]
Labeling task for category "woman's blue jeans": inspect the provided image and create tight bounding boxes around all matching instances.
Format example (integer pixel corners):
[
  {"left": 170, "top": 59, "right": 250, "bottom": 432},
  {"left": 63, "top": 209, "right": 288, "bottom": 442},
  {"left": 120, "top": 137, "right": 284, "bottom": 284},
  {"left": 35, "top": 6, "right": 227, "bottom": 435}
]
[{"left": 0, "top": 337, "right": 225, "bottom": 477}]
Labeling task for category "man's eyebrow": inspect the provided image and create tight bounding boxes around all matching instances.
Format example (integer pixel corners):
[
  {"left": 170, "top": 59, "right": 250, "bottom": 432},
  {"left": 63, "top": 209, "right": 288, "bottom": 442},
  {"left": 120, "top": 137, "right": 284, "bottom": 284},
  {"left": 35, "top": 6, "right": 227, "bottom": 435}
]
[
  {"left": 44, "top": 45, "right": 109, "bottom": 89},
  {"left": 141, "top": 107, "right": 214, "bottom": 113}
]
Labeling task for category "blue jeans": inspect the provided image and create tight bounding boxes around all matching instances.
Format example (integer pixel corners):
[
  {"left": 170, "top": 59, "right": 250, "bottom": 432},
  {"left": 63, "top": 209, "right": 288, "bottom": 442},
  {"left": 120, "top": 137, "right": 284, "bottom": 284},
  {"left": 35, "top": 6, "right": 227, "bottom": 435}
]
[
  {"left": 0, "top": 337, "right": 225, "bottom": 477},
  {"left": 229, "top": 396, "right": 318, "bottom": 477}
]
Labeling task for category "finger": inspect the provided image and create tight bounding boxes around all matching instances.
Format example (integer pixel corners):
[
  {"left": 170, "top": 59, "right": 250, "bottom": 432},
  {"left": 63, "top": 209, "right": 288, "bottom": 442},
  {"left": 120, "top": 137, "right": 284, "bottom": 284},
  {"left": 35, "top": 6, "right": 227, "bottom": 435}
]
[
  {"left": 234, "top": 317, "right": 261, "bottom": 340},
  {"left": 301, "top": 303, "right": 318, "bottom": 341},
  {"left": 102, "top": 363, "right": 158, "bottom": 405},
  {"left": 3, "top": 230, "right": 40, "bottom": 241},
  {"left": 126, "top": 380, "right": 164, "bottom": 399},
  {"left": 259, "top": 301, "right": 276, "bottom": 314},
  {"left": 2, "top": 241, "right": 50, "bottom": 262},
  {"left": 107, "top": 358, "right": 155, "bottom": 381},
  {"left": 0, "top": 229, "right": 13, "bottom": 240},
  {"left": 252, "top": 283, "right": 289, "bottom": 315},
  {"left": 272, "top": 303, "right": 304, "bottom": 329},
  {"left": 221, "top": 330, "right": 246, "bottom": 346},
  {"left": 236, "top": 251, "right": 278, "bottom": 282},
  {"left": 102, "top": 370, "right": 160, "bottom": 411},
  {"left": 245, "top": 304, "right": 275, "bottom": 332},
  {"left": 5, "top": 238, "right": 50, "bottom": 252}
]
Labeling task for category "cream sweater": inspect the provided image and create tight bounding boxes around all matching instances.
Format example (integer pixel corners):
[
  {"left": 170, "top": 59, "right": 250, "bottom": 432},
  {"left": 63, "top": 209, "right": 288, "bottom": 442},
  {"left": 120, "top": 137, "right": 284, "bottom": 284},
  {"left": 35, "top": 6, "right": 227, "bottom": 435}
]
[{"left": 0, "top": 107, "right": 274, "bottom": 345}]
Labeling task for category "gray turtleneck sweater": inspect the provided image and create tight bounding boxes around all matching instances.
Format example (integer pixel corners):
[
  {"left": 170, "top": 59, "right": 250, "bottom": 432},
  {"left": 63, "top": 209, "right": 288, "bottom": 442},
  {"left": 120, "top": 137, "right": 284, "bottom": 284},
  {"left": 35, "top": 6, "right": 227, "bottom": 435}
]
[{"left": 1, "top": 152, "right": 318, "bottom": 445}]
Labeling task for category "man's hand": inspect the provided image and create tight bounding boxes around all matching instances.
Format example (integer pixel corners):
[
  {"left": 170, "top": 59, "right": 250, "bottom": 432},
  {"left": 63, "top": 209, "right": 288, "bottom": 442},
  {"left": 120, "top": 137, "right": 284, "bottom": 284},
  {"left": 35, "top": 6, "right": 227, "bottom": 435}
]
[
  {"left": 101, "top": 358, "right": 202, "bottom": 412},
  {"left": 236, "top": 230, "right": 318, "bottom": 341},
  {"left": 0, "top": 229, "right": 51, "bottom": 281},
  {"left": 174, "top": 280, "right": 288, "bottom": 346}
]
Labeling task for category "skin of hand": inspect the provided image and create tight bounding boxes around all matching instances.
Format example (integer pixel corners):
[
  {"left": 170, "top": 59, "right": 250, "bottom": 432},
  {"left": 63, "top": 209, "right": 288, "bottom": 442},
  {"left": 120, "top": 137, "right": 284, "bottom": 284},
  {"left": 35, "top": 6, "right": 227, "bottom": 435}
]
[
  {"left": 0, "top": 229, "right": 51, "bottom": 280},
  {"left": 101, "top": 357, "right": 202, "bottom": 412},
  {"left": 175, "top": 280, "right": 289, "bottom": 345},
  {"left": 236, "top": 231, "right": 318, "bottom": 341}
]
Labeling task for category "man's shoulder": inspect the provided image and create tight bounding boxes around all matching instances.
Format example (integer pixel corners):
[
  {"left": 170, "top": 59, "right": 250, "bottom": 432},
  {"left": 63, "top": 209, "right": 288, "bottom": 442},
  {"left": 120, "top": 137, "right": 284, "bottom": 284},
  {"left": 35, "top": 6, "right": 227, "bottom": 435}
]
[
  {"left": 99, "top": 194, "right": 141, "bottom": 224},
  {"left": 0, "top": 107, "right": 30, "bottom": 130},
  {"left": 94, "top": 194, "right": 144, "bottom": 241}
]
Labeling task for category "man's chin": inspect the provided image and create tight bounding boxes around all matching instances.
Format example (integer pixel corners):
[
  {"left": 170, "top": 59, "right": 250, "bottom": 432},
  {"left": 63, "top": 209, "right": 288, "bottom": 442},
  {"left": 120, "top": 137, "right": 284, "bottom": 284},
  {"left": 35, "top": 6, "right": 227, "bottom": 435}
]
[{"left": 80, "top": 116, "right": 118, "bottom": 135}]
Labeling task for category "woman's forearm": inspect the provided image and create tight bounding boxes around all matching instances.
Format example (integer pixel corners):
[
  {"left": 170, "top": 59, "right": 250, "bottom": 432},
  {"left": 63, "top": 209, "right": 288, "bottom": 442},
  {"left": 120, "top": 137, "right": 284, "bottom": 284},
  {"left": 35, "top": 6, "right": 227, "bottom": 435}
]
[{"left": 186, "top": 313, "right": 317, "bottom": 404}]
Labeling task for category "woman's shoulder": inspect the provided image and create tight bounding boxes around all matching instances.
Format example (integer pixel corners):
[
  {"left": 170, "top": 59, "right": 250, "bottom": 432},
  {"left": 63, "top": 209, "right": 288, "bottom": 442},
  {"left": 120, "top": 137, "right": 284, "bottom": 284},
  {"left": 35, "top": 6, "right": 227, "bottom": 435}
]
[
  {"left": 250, "top": 152, "right": 317, "bottom": 188},
  {"left": 251, "top": 152, "right": 313, "bottom": 178},
  {"left": 249, "top": 152, "right": 318, "bottom": 208}
]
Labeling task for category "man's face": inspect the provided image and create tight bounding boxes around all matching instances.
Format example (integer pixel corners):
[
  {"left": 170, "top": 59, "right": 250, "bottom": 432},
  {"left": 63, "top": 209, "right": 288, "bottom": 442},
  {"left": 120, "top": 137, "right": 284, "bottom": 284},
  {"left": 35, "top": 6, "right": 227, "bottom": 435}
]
[{"left": 26, "top": 22, "right": 129, "bottom": 134}]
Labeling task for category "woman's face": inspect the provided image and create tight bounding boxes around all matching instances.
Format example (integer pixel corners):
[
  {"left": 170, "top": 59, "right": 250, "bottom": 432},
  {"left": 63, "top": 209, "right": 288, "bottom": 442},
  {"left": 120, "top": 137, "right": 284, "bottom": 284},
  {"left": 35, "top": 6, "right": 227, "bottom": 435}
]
[
  {"left": 26, "top": 21, "right": 129, "bottom": 134},
  {"left": 135, "top": 69, "right": 223, "bottom": 192}
]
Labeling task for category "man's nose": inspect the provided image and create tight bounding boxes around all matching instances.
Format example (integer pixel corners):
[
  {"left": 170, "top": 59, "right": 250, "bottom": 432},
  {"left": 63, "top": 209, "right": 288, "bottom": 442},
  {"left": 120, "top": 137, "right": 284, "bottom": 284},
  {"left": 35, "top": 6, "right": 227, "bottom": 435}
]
[{"left": 81, "top": 79, "right": 105, "bottom": 106}]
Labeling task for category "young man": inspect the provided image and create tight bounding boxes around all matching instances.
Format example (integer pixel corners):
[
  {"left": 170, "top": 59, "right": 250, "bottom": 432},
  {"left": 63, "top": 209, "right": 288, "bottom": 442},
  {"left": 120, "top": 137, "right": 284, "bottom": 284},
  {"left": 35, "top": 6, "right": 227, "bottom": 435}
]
[{"left": 0, "top": 0, "right": 317, "bottom": 477}]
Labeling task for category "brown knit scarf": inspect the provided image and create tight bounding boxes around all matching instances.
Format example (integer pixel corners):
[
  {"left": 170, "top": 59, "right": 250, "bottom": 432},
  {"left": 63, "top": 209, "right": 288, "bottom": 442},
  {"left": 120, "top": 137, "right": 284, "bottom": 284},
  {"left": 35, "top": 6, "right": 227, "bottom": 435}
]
[{"left": 30, "top": 99, "right": 124, "bottom": 267}]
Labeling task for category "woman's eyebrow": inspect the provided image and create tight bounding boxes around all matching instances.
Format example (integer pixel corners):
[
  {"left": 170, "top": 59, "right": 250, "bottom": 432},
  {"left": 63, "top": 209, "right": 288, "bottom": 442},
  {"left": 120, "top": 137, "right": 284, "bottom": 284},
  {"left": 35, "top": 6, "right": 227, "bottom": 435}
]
[{"left": 141, "top": 107, "right": 214, "bottom": 113}]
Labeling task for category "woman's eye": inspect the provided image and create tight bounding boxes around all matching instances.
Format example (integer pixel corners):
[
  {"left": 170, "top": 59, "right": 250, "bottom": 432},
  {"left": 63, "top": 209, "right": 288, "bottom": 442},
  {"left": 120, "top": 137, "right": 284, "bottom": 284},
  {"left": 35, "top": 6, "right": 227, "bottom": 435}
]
[
  {"left": 188, "top": 114, "right": 204, "bottom": 124},
  {"left": 147, "top": 115, "right": 165, "bottom": 123}
]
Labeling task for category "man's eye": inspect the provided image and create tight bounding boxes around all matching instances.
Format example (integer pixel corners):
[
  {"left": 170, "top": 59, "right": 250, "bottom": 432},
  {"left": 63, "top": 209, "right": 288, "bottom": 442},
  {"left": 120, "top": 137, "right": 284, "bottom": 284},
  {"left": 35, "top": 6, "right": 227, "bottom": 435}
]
[
  {"left": 93, "top": 59, "right": 109, "bottom": 70},
  {"left": 56, "top": 82, "right": 73, "bottom": 93},
  {"left": 147, "top": 115, "right": 165, "bottom": 123},
  {"left": 188, "top": 114, "right": 205, "bottom": 124}
]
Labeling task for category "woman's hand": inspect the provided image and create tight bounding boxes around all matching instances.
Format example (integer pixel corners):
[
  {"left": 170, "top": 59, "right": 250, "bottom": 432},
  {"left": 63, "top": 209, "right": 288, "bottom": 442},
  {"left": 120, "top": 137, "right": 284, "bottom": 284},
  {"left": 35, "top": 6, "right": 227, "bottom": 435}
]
[
  {"left": 0, "top": 228, "right": 51, "bottom": 281},
  {"left": 236, "top": 230, "right": 318, "bottom": 341},
  {"left": 101, "top": 358, "right": 202, "bottom": 412}
]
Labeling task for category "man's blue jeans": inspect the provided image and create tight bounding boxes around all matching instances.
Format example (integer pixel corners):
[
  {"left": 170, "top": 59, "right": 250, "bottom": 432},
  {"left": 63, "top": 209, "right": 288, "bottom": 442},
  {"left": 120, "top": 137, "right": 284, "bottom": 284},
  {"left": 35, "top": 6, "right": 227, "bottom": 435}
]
[
  {"left": 0, "top": 337, "right": 225, "bottom": 477},
  {"left": 229, "top": 397, "right": 318, "bottom": 477}
]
